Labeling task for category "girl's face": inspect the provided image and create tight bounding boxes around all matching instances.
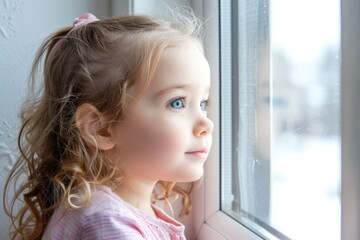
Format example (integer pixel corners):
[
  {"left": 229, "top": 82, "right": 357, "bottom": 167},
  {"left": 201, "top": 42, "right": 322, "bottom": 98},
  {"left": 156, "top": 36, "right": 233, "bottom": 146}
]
[{"left": 109, "top": 40, "right": 213, "bottom": 183}]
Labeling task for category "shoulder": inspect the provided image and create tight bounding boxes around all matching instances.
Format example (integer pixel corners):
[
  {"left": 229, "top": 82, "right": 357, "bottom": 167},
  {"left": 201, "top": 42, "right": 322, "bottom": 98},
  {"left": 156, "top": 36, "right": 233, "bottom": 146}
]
[
  {"left": 76, "top": 210, "right": 146, "bottom": 239},
  {"left": 43, "top": 186, "right": 146, "bottom": 240},
  {"left": 76, "top": 186, "right": 147, "bottom": 239},
  {"left": 77, "top": 187, "right": 187, "bottom": 240}
]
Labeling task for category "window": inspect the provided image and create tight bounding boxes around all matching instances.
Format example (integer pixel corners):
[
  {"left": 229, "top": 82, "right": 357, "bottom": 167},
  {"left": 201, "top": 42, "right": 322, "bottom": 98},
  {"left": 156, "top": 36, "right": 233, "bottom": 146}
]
[
  {"left": 220, "top": 0, "right": 340, "bottom": 239},
  {"left": 193, "top": 0, "right": 360, "bottom": 239}
]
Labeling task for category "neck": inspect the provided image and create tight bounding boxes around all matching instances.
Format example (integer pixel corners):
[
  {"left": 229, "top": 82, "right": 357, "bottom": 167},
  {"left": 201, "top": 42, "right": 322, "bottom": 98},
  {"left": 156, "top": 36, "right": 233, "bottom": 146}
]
[{"left": 113, "top": 176, "right": 157, "bottom": 217}]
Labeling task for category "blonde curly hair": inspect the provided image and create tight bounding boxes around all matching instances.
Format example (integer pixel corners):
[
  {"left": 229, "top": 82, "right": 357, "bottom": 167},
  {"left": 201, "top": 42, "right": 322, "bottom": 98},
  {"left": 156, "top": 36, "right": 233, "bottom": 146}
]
[{"left": 3, "top": 12, "right": 204, "bottom": 240}]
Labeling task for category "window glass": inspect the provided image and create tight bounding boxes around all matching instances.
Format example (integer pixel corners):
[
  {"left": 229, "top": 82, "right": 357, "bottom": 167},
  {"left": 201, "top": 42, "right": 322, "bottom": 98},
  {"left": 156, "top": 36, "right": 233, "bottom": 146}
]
[{"left": 220, "top": 0, "right": 341, "bottom": 239}]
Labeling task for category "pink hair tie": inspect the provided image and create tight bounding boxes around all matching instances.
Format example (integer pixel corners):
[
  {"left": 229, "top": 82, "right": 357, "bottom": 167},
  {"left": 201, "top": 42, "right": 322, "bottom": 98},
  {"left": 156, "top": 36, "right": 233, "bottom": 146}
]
[
  {"left": 51, "top": 13, "right": 98, "bottom": 53},
  {"left": 72, "top": 13, "right": 99, "bottom": 29}
]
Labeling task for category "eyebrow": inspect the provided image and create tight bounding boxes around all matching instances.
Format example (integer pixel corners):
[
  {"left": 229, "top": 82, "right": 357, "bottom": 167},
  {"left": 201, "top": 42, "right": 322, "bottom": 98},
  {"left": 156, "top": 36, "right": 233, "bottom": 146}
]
[
  {"left": 155, "top": 84, "right": 190, "bottom": 98},
  {"left": 155, "top": 84, "right": 211, "bottom": 98}
]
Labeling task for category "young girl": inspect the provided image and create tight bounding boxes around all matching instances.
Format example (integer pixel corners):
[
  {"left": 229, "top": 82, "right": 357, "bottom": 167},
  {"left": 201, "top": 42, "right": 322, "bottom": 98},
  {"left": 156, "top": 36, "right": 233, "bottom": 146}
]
[{"left": 3, "top": 12, "right": 213, "bottom": 240}]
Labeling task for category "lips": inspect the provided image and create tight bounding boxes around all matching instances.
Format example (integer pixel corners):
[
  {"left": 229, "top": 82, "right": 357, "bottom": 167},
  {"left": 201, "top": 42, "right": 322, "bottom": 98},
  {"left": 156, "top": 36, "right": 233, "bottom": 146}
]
[{"left": 185, "top": 147, "right": 209, "bottom": 160}]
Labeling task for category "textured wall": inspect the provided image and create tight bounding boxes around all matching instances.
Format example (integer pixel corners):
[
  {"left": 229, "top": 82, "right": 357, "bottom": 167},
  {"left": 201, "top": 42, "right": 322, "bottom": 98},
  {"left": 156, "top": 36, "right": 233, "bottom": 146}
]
[{"left": 0, "top": 1, "right": 110, "bottom": 238}]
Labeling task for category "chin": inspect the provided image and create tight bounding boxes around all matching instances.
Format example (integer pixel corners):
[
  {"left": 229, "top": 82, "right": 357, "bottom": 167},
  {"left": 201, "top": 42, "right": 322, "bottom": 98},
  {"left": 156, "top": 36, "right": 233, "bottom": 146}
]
[{"left": 180, "top": 168, "right": 204, "bottom": 182}]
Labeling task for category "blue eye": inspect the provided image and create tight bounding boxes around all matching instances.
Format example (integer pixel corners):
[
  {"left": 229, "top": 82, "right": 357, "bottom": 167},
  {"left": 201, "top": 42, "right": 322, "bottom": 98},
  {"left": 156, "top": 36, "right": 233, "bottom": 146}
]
[
  {"left": 200, "top": 101, "right": 208, "bottom": 111},
  {"left": 170, "top": 99, "right": 185, "bottom": 109}
]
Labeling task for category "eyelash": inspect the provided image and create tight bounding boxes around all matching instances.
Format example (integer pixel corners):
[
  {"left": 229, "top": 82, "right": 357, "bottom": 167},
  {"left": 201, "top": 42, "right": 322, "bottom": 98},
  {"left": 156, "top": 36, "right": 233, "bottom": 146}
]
[
  {"left": 169, "top": 98, "right": 185, "bottom": 110},
  {"left": 200, "top": 100, "right": 209, "bottom": 112},
  {"left": 167, "top": 97, "right": 209, "bottom": 112}
]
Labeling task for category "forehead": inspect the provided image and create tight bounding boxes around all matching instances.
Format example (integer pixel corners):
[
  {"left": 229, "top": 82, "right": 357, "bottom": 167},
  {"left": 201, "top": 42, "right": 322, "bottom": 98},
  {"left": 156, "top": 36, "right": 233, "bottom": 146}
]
[{"left": 149, "top": 40, "right": 210, "bottom": 91}]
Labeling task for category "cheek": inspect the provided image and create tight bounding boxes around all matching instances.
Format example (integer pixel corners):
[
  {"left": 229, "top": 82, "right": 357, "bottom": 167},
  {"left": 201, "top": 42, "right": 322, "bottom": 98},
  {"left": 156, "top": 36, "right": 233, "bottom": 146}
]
[
  {"left": 146, "top": 123, "right": 184, "bottom": 155},
  {"left": 125, "top": 117, "right": 186, "bottom": 158}
]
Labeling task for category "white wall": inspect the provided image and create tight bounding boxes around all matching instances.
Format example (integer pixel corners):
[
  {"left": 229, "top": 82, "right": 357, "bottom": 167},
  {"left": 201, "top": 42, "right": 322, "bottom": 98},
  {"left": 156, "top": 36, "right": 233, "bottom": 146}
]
[{"left": 0, "top": 1, "right": 111, "bottom": 238}]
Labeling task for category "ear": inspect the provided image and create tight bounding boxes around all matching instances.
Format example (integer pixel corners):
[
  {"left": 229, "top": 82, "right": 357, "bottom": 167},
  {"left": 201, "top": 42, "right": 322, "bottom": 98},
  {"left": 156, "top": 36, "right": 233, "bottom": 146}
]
[{"left": 75, "top": 103, "right": 115, "bottom": 150}]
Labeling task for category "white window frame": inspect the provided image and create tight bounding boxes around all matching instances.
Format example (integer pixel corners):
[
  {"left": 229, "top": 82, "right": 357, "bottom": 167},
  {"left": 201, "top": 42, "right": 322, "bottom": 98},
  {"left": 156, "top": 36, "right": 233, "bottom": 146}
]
[
  {"left": 193, "top": 0, "right": 360, "bottom": 239},
  {"left": 341, "top": 0, "right": 360, "bottom": 239},
  {"left": 192, "top": 0, "right": 262, "bottom": 239}
]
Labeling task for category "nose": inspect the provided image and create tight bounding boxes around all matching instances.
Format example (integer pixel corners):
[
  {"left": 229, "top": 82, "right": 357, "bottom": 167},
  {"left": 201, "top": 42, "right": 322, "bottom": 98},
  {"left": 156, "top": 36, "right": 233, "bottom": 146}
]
[{"left": 193, "top": 114, "right": 214, "bottom": 137}]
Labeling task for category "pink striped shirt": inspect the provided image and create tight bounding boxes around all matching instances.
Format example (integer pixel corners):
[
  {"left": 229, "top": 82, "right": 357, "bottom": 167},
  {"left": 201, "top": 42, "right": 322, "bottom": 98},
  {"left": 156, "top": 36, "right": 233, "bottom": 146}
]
[{"left": 42, "top": 186, "right": 186, "bottom": 239}]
